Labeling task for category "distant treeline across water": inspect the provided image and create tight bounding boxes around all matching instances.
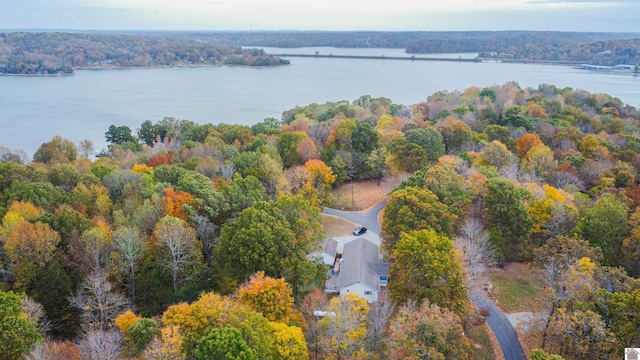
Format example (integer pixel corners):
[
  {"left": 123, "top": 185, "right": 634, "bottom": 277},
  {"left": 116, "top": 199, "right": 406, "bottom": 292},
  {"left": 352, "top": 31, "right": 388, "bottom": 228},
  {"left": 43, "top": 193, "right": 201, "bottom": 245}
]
[
  {"left": 0, "top": 32, "right": 288, "bottom": 75},
  {"left": 1, "top": 31, "right": 640, "bottom": 75},
  {"left": 2, "top": 46, "right": 639, "bottom": 157}
]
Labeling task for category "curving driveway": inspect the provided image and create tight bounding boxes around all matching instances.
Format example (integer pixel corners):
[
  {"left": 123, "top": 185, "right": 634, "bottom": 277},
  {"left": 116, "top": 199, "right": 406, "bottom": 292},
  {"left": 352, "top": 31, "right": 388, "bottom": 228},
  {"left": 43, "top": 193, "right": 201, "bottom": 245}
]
[
  {"left": 469, "top": 289, "right": 526, "bottom": 359},
  {"left": 323, "top": 199, "right": 386, "bottom": 234},
  {"left": 323, "top": 200, "right": 526, "bottom": 360}
]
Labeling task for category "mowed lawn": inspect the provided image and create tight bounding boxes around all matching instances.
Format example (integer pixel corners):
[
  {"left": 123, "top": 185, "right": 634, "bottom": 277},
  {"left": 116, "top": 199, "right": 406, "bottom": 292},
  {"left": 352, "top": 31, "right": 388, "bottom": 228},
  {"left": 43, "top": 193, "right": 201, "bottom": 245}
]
[
  {"left": 484, "top": 263, "right": 547, "bottom": 313},
  {"left": 321, "top": 214, "right": 356, "bottom": 238}
]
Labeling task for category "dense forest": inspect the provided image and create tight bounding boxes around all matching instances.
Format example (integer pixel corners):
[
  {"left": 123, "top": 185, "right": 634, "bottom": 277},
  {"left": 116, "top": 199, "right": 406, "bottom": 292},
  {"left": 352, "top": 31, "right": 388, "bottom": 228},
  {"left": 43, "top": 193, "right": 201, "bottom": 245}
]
[
  {"left": 2, "top": 82, "right": 640, "bottom": 359},
  {"left": 0, "top": 32, "right": 289, "bottom": 75}
]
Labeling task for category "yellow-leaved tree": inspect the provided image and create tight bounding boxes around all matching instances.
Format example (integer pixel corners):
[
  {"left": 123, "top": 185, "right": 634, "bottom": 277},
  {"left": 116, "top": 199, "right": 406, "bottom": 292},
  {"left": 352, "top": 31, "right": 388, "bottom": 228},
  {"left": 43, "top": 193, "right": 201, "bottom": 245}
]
[
  {"left": 269, "top": 321, "right": 308, "bottom": 360},
  {"left": 161, "top": 290, "right": 306, "bottom": 359},
  {"left": 114, "top": 310, "right": 141, "bottom": 342},
  {"left": 304, "top": 159, "right": 336, "bottom": 205},
  {"left": 318, "top": 293, "right": 370, "bottom": 360},
  {"left": 162, "top": 292, "right": 228, "bottom": 342},
  {"left": 237, "top": 271, "right": 295, "bottom": 323},
  {"left": 0, "top": 201, "right": 42, "bottom": 240},
  {"left": 526, "top": 184, "right": 577, "bottom": 244}
]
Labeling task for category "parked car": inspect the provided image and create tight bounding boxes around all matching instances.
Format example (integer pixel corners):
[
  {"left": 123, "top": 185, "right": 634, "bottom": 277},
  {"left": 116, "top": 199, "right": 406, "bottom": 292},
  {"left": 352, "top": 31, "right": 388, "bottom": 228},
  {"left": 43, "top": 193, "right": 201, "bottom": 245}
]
[{"left": 353, "top": 226, "right": 367, "bottom": 236}]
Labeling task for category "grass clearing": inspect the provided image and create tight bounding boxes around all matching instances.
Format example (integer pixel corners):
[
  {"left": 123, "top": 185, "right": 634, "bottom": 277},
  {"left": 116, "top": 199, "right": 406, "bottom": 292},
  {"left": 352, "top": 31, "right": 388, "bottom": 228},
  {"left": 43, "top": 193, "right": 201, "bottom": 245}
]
[
  {"left": 467, "top": 323, "right": 497, "bottom": 360},
  {"left": 328, "top": 175, "right": 403, "bottom": 211},
  {"left": 329, "top": 179, "right": 388, "bottom": 211},
  {"left": 322, "top": 214, "right": 356, "bottom": 238},
  {"left": 484, "top": 263, "right": 546, "bottom": 313}
]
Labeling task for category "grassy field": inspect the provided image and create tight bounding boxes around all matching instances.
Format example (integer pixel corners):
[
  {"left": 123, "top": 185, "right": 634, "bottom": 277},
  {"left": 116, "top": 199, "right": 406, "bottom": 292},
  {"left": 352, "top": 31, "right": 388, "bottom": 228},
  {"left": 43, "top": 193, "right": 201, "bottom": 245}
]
[
  {"left": 328, "top": 176, "right": 402, "bottom": 211},
  {"left": 467, "top": 323, "right": 498, "bottom": 360},
  {"left": 322, "top": 214, "right": 356, "bottom": 238},
  {"left": 484, "top": 263, "right": 546, "bottom": 313}
]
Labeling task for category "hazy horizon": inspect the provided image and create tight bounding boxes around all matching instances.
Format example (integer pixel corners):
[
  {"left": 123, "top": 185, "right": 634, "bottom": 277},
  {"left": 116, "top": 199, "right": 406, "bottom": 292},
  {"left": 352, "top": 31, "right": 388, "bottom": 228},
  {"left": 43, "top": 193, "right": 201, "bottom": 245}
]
[
  {"left": 1, "top": 0, "right": 639, "bottom": 33},
  {"left": 2, "top": 29, "right": 639, "bottom": 34}
]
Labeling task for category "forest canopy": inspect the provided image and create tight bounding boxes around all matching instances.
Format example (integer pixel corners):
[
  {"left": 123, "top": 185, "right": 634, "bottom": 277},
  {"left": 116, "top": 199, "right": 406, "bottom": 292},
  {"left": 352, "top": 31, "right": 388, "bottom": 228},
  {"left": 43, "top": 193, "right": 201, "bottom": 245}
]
[{"left": 2, "top": 82, "right": 640, "bottom": 359}]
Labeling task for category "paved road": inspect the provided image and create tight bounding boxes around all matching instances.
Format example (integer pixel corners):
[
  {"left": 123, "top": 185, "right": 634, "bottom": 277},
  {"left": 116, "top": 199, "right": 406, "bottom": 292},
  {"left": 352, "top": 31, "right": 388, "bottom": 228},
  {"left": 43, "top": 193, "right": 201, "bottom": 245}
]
[
  {"left": 322, "top": 199, "right": 386, "bottom": 234},
  {"left": 469, "top": 289, "right": 527, "bottom": 360},
  {"left": 323, "top": 200, "right": 526, "bottom": 360}
]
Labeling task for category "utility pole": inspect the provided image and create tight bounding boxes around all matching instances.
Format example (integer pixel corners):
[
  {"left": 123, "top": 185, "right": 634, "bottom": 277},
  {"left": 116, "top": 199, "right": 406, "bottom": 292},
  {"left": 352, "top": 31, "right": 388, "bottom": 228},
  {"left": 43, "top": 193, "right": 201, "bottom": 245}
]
[{"left": 351, "top": 178, "right": 354, "bottom": 210}]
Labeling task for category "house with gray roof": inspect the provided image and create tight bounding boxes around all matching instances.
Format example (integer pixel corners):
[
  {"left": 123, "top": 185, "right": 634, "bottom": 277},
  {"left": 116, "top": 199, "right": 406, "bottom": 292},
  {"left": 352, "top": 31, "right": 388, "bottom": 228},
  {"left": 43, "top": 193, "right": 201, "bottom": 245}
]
[{"left": 325, "top": 237, "right": 388, "bottom": 303}]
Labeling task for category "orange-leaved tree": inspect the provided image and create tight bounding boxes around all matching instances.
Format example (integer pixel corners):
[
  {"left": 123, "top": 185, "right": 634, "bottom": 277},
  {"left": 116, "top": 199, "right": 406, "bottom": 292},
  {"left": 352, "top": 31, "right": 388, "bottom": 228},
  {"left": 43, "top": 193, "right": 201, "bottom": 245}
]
[
  {"left": 296, "top": 137, "right": 321, "bottom": 163},
  {"left": 515, "top": 132, "right": 543, "bottom": 158},
  {"left": 164, "top": 187, "right": 195, "bottom": 221},
  {"left": 4, "top": 221, "right": 60, "bottom": 290},
  {"left": 237, "top": 271, "right": 295, "bottom": 323}
]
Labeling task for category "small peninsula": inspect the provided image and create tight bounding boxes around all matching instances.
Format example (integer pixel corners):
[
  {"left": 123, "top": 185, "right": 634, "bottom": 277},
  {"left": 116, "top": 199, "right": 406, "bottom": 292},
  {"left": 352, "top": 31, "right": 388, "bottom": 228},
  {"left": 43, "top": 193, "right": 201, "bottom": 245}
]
[{"left": 0, "top": 32, "right": 289, "bottom": 75}]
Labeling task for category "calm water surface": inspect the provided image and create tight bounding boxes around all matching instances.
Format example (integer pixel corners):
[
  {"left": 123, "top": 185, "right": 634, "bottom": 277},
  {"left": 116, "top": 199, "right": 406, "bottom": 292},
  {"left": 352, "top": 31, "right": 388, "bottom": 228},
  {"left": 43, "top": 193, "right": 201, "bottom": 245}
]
[{"left": 1, "top": 47, "right": 639, "bottom": 156}]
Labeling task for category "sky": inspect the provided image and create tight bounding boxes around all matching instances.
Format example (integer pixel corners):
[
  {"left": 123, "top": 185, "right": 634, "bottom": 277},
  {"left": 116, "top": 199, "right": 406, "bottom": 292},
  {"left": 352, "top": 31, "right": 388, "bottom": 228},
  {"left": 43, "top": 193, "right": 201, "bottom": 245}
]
[{"left": 1, "top": 0, "right": 639, "bottom": 32}]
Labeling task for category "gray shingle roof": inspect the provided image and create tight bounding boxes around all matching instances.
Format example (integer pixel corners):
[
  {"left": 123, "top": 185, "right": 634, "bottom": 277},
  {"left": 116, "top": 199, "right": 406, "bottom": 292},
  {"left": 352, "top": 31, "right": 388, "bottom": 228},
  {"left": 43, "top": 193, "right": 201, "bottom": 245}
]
[
  {"left": 324, "top": 238, "right": 338, "bottom": 258},
  {"left": 338, "top": 238, "right": 386, "bottom": 291},
  {"left": 369, "top": 262, "right": 389, "bottom": 277}
]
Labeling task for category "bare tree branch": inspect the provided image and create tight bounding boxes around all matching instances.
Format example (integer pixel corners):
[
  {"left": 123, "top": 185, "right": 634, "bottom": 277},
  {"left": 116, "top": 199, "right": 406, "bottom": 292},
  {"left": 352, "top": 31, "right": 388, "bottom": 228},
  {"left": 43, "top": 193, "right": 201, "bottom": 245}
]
[
  {"left": 20, "top": 296, "right": 51, "bottom": 334},
  {"left": 77, "top": 329, "right": 124, "bottom": 360},
  {"left": 455, "top": 217, "right": 495, "bottom": 283},
  {"left": 69, "top": 271, "right": 130, "bottom": 331},
  {"left": 113, "top": 226, "right": 146, "bottom": 304}
]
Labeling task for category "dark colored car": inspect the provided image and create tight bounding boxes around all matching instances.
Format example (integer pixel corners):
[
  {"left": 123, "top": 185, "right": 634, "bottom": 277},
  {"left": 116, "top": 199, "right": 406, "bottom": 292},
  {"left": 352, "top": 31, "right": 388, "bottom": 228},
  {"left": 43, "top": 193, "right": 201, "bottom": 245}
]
[{"left": 353, "top": 226, "right": 367, "bottom": 236}]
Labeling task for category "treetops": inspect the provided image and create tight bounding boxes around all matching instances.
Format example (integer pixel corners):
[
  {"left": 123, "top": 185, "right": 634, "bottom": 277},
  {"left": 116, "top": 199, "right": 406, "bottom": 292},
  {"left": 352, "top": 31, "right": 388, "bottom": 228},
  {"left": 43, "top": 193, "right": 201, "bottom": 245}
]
[
  {"left": 1, "top": 82, "right": 640, "bottom": 358},
  {"left": 2, "top": 82, "right": 640, "bottom": 284}
]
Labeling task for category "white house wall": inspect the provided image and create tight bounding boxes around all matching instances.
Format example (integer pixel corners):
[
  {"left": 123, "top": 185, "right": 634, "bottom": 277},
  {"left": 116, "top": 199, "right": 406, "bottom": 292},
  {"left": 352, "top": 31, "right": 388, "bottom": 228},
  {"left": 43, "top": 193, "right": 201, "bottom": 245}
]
[{"left": 340, "top": 283, "right": 377, "bottom": 303}]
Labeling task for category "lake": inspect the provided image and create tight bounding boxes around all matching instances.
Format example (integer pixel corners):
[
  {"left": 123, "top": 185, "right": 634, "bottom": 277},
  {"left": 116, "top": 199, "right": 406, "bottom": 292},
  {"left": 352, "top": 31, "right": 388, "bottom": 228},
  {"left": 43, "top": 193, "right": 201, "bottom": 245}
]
[{"left": 1, "top": 47, "right": 639, "bottom": 157}]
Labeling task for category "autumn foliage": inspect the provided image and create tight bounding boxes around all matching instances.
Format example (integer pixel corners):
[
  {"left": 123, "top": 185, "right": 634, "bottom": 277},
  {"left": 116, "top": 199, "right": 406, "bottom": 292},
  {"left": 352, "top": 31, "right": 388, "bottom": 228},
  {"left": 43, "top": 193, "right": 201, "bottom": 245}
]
[
  {"left": 147, "top": 153, "right": 175, "bottom": 167},
  {"left": 515, "top": 133, "right": 544, "bottom": 158},
  {"left": 3, "top": 82, "right": 640, "bottom": 359},
  {"left": 163, "top": 187, "right": 195, "bottom": 221},
  {"left": 237, "top": 271, "right": 295, "bottom": 323}
]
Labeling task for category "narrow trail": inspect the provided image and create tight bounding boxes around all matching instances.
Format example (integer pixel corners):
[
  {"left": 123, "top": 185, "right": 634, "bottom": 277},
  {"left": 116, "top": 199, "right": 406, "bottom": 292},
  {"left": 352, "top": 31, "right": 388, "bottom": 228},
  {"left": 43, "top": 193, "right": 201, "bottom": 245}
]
[{"left": 323, "top": 199, "right": 526, "bottom": 360}]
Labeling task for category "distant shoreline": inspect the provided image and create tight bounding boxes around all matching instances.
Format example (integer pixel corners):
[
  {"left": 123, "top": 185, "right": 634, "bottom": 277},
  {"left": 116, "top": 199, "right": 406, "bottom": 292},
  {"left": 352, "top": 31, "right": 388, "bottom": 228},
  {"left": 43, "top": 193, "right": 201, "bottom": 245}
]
[
  {"left": 270, "top": 52, "right": 581, "bottom": 66},
  {"left": 0, "top": 62, "right": 290, "bottom": 76},
  {"left": 2, "top": 55, "right": 637, "bottom": 77},
  {"left": 269, "top": 53, "right": 483, "bottom": 63},
  {"left": 271, "top": 53, "right": 639, "bottom": 76},
  {"left": 0, "top": 72, "right": 74, "bottom": 77}
]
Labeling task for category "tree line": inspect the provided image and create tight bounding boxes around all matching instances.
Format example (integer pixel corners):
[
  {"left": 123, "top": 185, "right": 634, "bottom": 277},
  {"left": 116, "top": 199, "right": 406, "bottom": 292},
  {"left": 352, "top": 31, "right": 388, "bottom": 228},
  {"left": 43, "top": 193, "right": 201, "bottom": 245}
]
[
  {"left": 2, "top": 31, "right": 639, "bottom": 75},
  {"left": 186, "top": 30, "right": 632, "bottom": 50},
  {"left": 2, "top": 82, "right": 640, "bottom": 358},
  {"left": 408, "top": 36, "right": 640, "bottom": 66},
  {"left": 0, "top": 32, "right": 289, "bottom": 75},
  {"left": 188, "top": 30, "right": 640, "bottom": 66}
]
